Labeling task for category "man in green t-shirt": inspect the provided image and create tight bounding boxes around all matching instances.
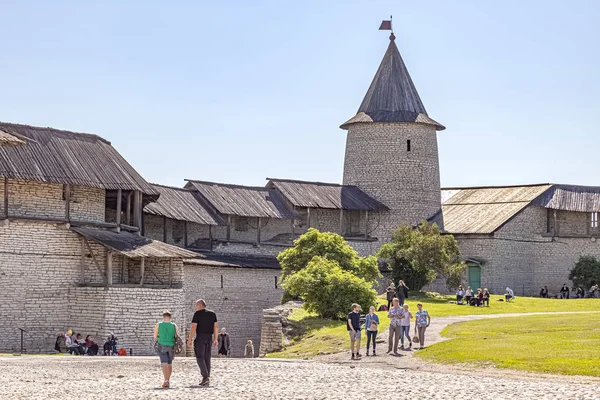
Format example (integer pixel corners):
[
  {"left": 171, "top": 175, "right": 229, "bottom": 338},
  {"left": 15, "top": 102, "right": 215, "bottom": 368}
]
[{"left": 153, "top": 310, "right": 179, "bottom": 388}]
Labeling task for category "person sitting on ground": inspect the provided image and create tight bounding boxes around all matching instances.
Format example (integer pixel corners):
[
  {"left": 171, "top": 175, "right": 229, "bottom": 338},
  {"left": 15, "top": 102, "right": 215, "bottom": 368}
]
[
  {"left": 65, "top": 330, "right": 84, "bottom": 355},
  {"left": 465, "top": 286, "right": 474, "bottom": 304},
  {"left": 576, "top": 286, "right": 584, "bottom": 299},
  {"left": 103, "top": 333, "right": 118, "bottom": 355},
  {"left": 386, "top": 283, "right": 396, "bottom": 310},
  {"left": 559, "top": 284, "right": 570, "bottom": 299},
  {"left": 456, "top": 285, "right": 465, "bottom": 304},
  {"left": 85, "top": 335, "right": 99, "bottom": 356},
  {"left": 482, "top": 288, "right": 490, "bottom": 307},
  {"left": 540, "top": 286, "right": 549, "bottom": 298},
  {"left": 244, "top": 340, "right": 254, "bottom": 358},
  {"left": 505, "top": 287, "right": 514, "bottom": 302},
  {"left": 55, "top": 332, "right": 67, "bottom": 353},
  {"left": 217, "top": 328, "right": 231, "bottom": 358},
  {"left": 590, "top": 285, "right": 599, "bottom": 298}
]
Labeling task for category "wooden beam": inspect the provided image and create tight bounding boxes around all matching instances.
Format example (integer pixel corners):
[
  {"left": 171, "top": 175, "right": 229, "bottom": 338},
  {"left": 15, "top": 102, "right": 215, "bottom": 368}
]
[
  {"left": 209, "top": 225, "right": 213, "bottom": 251},
  {"left": 307, "top": 207, "right": 311, "bottom": 229},
  {"left": 226, "top": 215, "right": 231, "bottom": 242},
  {"left": 163, "top": 216, "right": 168, "bottom": 243},
  {"left": 290, "top": 218, "right": 294, "bottom": 239},
  {"left": 133, "top": 191, "right": 143, "bottom": 234},
  {"left": 339, "top": 209, "right": 344, "bottom": 236},
  {"left": 84, "top": 239, "right": 107, "bottom": 282},
  {"left": 365, "top": 210, "right": 369, "bottom": 239},
  {"left": 257, "top": 217, "right": 261, "bottom": 244},
  {"left": 3, "top": 177, "right": 8, "bottom": 218},
  {"left": 168, "top": 258, "right": 173, "bottom": 288},
  {"left": 64, "top": 184, "right": 71, "bottom": 221},
  {"left": 139, "top": 257, "right": 145, "bottom": 286},
  {"left": 80, "top": 237, "right": 86, "bottom": 285},
  {"left": 184, "top": 221, "right": 188, "bottom": 248},
  {"left": 106, "top": 250, "right": 113, "bottom": 286},
  {"left": 126, "top": 192, "right": 132, "bottom": 225},
  {"left": 115, "top": 189, "right": 122, "bottom": 227}
]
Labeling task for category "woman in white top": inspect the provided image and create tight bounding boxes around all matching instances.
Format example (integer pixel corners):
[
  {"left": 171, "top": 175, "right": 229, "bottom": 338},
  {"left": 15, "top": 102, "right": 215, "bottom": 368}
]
[{"left": 400, "top": 304, "right": 413, "bottom": 350}]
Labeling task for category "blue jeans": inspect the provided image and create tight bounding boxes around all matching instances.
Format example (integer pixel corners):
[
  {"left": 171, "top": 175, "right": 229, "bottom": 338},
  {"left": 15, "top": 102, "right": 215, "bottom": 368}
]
[
  {"left": 366, "top": 330, "right": 377, "bottom": 352},
  {"left": 401, "top": 325, "right": 411, "bottom": 347}
]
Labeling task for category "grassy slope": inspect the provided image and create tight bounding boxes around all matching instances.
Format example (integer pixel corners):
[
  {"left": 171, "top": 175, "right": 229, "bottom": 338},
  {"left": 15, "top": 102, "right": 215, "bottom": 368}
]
[
  {"left": 416, "top": 312, "right": 600, "bottom": 377},
  {"left": 267, "top": 294, "right": 600, "bottom": 359}
]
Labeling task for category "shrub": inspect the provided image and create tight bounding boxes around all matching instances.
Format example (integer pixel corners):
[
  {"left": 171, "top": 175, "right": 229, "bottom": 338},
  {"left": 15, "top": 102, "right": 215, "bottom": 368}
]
[
  {"left": 278, "top": 228, "right": 379, "bottom": 284},
  {"left": 283, "top": 256, "right": 378, "bottom": 319},
  {"left": 569, "top": 256, "right": 600, "bottom": 289}
]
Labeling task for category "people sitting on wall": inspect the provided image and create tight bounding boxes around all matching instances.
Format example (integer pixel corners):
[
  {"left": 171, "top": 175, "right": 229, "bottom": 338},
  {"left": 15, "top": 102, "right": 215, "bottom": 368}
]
[
  {"left": 244, "top": 340, "right": 254, "bottom": 358},
  {"left": 465, "top": 286, "right": 474, "bottom": 304},
  {"left": 65, "top": 330, "right": 84, "bottom": 355},
  {"left": 575, "top": 286, "right": 585, "bottom": 298},
  {"left": 482, "top": 288, "right": 490, "bottom": 306},
  {"left": 103, "top": 333, "right": 118, "bottom": 355},
  {"left": 54, "top": 332, "right": 67, "bottom": 353},
  {"left": 540, "top": 286, "right": 549, "bottom": 298},
  {"left": 559, "top": 284, "right": 570, "bottom": 299},
  {"left": 84, "top": 335, "right": 99, "bottom": 356},
  {"left": 505, "top": 287, "right": 514, "bottom": 302},
  {"left": 456, "top": 285, "right": 465, "bottom": 304}
]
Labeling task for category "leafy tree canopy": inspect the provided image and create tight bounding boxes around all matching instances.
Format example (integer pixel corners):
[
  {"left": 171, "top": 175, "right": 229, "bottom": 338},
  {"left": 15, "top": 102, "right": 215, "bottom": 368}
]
[
  {"left": 569, "top": 256, "right": 600, "bottom": 289},
  {"left": 283, "top": 256, "right": 378, "bottom": 319},
  {"left": 378, "top": 222, "right": 466, "bottom": 291},
  {"left": 278, "top": 228, "right": 380, "bottom": 284}
]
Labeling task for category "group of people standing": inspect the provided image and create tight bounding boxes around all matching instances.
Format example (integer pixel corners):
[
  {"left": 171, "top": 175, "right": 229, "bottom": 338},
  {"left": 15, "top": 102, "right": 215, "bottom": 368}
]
[{"left": 347, "top": 280, "right": 431, "bottom": 360}]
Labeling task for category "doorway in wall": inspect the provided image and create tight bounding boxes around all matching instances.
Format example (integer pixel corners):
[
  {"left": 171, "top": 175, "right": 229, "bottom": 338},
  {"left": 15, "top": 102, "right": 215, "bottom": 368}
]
[{"left": 468, "top": 264, "right": 481, "bottom": 290}]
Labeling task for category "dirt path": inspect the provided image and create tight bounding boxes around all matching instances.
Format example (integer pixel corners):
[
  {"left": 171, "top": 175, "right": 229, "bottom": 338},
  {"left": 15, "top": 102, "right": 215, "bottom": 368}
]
[{"left": 317, "top": 311, "right": 599, "bottom": 382}]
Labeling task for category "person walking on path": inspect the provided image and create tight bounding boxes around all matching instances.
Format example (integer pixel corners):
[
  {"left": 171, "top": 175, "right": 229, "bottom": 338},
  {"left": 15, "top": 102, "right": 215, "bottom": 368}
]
[
  {"left": 386, "top": 283, "right": 396, "bottom": 310},
  {"left": 217, "top": 328, "right": 230, "bottom": 358},
  {"left": 347, "top": 303, "right": 362, "bottom": 360},
  {"left": 415, "top": 303, "right": 430, "bottom": 349},
  {"left": 396, "top": 280, "right": 409, "bottom": 306},
  {"left": 154, "top": 310, "right": 178, "bottom": 388},
  {"left": 187, "top": 299, "right": 218, "bottom": 387},
  {"left": 387, "top": 298, "right": 402, "bottom": 355},
  {"left": 400, "top": 304, "right": 413, "bottom": 350},
  {"left": 244, "top": 340, "right": 255, "bottom": 358},
  {"left": 365, "top": 306, "right": 379, "bottom": 356}
]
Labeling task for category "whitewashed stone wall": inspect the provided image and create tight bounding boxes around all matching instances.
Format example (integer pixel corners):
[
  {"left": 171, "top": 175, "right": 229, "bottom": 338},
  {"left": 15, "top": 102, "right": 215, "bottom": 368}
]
[
  {"left": 454, "top": 205, "right": 600, "bottom": 297},
  {"left": 0, "top": 179, "right": 105, "bottom": 222},
  {"left": 182, "top": 263, "right": 283, "bottom": 357},
  {"left": 343, "top": 123, "right": 442, "bottom": 241}
]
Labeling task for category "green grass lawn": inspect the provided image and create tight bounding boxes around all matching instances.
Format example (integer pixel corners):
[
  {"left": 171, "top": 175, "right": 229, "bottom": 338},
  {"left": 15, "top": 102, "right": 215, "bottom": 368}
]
[
  {"left": 267, "top": 293, "right": 600, "bottom": 359},
  {"left": 416, "top": 312, "right": 600, "bottom": 377}
]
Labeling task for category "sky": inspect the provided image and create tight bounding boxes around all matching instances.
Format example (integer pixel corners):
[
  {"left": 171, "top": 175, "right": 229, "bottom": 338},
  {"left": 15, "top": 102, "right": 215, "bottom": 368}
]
[{"left": 1, "top": 0, "right": 599, "bottom": 188}]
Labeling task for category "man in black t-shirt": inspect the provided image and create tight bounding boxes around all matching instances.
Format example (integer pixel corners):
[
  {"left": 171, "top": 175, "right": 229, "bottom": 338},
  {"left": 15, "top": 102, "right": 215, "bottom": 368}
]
[
  {"left": 187, "top": 299, "right": 218, "bottom": 387},
  {"left": 347, "top": 303, "right": 362, "bottom": 360}
]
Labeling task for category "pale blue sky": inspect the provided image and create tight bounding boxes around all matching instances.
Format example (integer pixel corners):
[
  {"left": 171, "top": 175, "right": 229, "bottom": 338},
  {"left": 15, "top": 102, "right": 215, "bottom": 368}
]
[{"left": 1, "top": 1, "right": 598, "bottom": 188}]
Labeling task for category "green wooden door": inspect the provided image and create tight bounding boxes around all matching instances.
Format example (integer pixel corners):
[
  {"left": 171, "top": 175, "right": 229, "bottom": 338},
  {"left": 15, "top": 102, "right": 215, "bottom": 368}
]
[{"left": 468, "top": 265, "right": 481, "bottom": 289}]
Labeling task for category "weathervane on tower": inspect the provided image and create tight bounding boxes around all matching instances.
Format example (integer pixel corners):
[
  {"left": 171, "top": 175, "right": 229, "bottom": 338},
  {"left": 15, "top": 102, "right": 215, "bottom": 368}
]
[{"left": 379, "top": 15, "right": 395, "bottom": 41}]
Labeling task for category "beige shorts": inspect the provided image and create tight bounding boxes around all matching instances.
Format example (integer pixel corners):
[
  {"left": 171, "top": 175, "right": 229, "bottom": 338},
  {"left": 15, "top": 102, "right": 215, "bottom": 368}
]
[{"left": 349, "top": 330, "right": 361, "bottom": 341}]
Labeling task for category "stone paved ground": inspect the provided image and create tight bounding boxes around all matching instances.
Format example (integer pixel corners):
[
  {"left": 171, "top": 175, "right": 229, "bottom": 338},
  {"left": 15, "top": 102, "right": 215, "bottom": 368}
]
[{"left": 1, "top": 356, "right": 599, "bottom": 400}]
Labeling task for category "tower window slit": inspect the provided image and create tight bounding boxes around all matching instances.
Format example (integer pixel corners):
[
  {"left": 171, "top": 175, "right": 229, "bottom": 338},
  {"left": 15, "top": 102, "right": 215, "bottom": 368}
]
[{"left": 407, "top": 139, "right": 411, "bottom": 152}]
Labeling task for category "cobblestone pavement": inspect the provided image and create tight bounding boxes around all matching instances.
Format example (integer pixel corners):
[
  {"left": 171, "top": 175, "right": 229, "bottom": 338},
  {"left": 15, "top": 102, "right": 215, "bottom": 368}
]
[{"left": 1, "top": 356, "right": 598, "bottom": 400}]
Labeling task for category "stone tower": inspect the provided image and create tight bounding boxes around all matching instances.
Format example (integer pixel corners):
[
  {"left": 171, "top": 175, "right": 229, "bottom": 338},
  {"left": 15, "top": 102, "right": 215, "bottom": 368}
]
[{"left": 341, "top": 33, "right": 445, "bottom": 241}]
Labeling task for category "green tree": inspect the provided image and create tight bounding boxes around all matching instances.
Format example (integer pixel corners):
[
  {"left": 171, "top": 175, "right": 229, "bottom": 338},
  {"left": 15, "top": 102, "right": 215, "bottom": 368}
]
[
  {"left": 282, "top": 257, "right": 378, "bottom": 319},
  {"left": 378, "top": 222, "right": 466, "bottom": 291},
  {"left": 278, "top": 228, "right": 380, "bottom": 284},
  {"left": 569, "top": 256, "right": 600, "bottom": 288}
]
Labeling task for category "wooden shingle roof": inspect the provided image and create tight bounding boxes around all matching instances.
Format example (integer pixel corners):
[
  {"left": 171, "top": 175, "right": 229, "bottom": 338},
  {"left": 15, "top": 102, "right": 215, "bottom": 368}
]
[
  {"left": 341, "top": 35, "right": 444, "bottom": 130},
  {"left": 144, "top": 184, "right": 225, "bottom": 226},
  {"left": 185, "top": 180, "right": 298, "bottom": 219},
  {"left": 533, "top": 184, "right": 600, "bottom": 213},
  {"left": 0, "top": 122, "right": 158, "bottom": 195},
  {"left": 266, "top": 178, "right": 388, "bottom": 211},
  {"left": 442, "top": 184, "right": 552, "bottom": 234}
]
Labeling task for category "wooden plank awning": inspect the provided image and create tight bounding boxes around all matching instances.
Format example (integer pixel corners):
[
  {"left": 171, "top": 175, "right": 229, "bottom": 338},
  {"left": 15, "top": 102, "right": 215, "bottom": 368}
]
[{"left": 72, "top": 227, "right": 200, "bottom": 259}]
